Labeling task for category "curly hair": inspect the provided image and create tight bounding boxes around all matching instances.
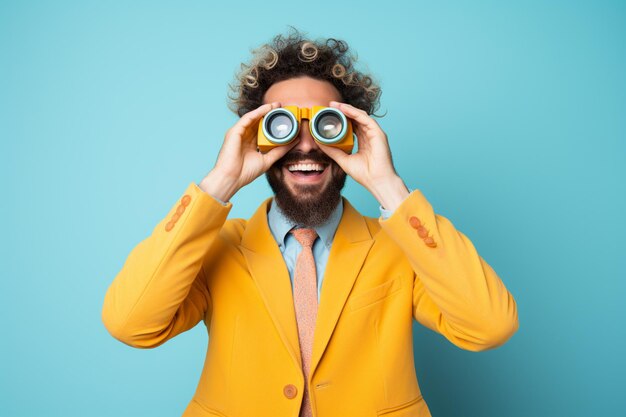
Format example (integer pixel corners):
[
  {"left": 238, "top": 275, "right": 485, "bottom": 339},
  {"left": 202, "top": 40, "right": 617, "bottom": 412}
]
[{"left": 228, "top": 29, "right": 382, "bottom": 117}]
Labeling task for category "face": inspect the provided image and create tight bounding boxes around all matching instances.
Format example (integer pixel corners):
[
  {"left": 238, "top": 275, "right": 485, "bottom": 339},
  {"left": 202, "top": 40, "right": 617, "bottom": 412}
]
[{"left": 263, "top": 76, "right": 347, "bottom": 227}]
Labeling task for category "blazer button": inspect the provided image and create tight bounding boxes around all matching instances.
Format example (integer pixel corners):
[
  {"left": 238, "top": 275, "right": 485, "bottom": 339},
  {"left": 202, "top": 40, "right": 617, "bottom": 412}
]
[
  {"left": 408, "top": 216, "right": 421, "bottom": 229},
  {"left": 165, "top": 222, "right": 174, "bottom": 232},
  {"left": 283, "top": 384, "right": 297, "bottom": 399},
  {"left": 417, "top": 226, "right": 429, "bottom": 238},
  {"left": 181, "top": 195, "right": 192, "bottom": 207},
  {"left": 176, "top": 205, "right": 185, "bottom": 215}
]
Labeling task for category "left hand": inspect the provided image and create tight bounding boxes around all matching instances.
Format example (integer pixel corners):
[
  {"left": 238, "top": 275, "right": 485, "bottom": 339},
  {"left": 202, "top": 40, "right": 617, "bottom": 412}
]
[{"left": 318, "top": 101, "right": 410, "bottom": 211}]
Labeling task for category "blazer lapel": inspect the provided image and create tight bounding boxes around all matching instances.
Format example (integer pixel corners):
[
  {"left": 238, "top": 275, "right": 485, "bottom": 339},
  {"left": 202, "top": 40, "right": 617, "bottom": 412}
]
[
  {"left": 240, "top": 199, "right": 302, "bottom": 370},
  {"left": 239, "top": 197, "right": 374, "bottom": 378},
  {"left": 310, "top": 198, "right": 374, "bottom": 377}
]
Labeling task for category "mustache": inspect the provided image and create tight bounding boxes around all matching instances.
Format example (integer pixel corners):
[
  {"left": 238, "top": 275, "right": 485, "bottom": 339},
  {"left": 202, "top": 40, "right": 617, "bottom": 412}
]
[{"left": 276, "top": 150, "right": 334, "bottom": 166}]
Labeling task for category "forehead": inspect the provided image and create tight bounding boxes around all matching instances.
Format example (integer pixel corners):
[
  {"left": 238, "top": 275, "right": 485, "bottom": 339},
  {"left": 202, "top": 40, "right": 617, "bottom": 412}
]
[{"left": 263, "top": 76, "right": 342, "bottom": 107}]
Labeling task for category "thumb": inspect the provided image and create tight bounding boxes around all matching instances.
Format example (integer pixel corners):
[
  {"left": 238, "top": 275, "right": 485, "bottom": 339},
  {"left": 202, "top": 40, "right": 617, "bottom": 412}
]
[
  {"left": 262, "top": 142, "right": 297, "bottom": 170},
  {"left": 318, "top": 144, "right": 350, "bottom": 171}
]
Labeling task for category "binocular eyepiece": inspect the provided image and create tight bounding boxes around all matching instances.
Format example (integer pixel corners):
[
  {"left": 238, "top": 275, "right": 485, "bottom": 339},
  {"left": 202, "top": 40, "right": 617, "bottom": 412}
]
[{"left": 257, "top": 106, "right": 354, "bottom": 153}]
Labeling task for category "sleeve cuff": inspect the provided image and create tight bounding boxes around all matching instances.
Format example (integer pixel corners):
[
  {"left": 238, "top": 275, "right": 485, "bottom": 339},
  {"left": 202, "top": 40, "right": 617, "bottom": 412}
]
[
  {"left": 379, "top": 188, "right": 413, "bottom": 220},
  {"left": 194, "top": 182, "right": 229, "bottom": 206}
]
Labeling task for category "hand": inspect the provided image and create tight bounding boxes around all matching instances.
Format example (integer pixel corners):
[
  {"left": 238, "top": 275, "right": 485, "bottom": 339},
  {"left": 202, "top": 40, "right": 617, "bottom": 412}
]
[
  {"left": 318, "top": 101, "right": 410, "bottom": 211},
  {"left": 199, "top": 102, "right": 296, "bottom": 201}
]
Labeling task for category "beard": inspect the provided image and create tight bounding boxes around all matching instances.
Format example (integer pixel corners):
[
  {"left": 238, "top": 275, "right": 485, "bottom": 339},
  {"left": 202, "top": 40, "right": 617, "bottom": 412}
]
[{"left": 266, "top": 149, "right": 347, "bottom": 227}]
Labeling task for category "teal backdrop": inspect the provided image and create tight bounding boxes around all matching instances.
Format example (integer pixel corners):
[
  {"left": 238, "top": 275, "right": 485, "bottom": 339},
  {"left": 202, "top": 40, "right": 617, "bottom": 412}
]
[{"left": 1, "top": 1, "right": 624, "bottom": 416}]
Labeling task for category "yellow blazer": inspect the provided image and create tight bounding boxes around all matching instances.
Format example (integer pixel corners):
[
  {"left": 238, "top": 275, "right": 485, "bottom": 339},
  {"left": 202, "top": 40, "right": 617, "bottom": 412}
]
[{"left": 102, "top": 183, "right": 519, "bottom": 417}]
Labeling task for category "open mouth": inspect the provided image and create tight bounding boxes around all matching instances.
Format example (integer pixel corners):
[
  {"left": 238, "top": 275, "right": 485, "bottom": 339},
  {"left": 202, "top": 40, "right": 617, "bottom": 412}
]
[{"left": 285, "top": 162, "right": 328, "bottom": 178}]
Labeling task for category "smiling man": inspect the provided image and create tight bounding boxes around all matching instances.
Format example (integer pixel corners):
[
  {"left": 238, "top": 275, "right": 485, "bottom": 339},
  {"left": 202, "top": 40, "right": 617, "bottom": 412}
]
[{"left": 102, "top": 30, "right": 519, "bottom": 417}]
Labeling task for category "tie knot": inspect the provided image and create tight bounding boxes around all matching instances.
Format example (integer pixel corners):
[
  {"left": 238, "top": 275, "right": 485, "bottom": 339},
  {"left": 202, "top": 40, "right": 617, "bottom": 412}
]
[{"left": 290, "top": 228, "right": 318, "bottom": 248}]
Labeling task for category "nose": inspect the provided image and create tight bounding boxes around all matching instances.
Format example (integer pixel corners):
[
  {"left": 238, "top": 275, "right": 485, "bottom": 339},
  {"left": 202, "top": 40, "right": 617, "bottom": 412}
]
[{"left": 293, "top": 120, "right": 320, "bottom": 153}]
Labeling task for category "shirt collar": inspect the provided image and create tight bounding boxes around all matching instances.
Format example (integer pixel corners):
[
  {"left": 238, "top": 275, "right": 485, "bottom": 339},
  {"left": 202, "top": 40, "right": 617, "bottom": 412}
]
[{"left": 267, "top": 198, "right": 344, "bottom": 250}]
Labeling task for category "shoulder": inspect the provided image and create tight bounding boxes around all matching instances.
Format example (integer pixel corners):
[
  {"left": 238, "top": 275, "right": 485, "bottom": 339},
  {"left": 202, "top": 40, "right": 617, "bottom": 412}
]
[
  {"left": 219, "top": 218, "right": 248, "bottom": 245},
  {"left": 214, "top": 196, "right": 273, "bottom": 245},
  {"left": 363, "top": 216, "right": 382, "bottom": 236},
  {"left": 341, "top": 197, "right": 383, "bottom": 238}
]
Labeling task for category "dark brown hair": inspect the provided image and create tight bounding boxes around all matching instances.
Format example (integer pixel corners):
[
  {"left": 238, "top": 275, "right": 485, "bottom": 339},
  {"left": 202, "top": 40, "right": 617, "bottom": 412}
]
[{"left": 228, "top": 28, "right": 382, "bottom": 117}]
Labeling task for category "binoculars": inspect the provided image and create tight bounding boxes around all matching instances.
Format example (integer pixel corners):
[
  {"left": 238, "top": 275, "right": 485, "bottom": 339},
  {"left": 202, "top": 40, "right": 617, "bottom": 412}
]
[{"left": 257, "top": 106, "right": 354, "bottom": 153}]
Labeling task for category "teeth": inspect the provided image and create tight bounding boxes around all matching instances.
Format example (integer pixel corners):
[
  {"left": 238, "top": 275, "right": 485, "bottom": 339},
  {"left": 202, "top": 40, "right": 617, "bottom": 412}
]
[{"left": 287, "top": 163, "right": 325, "bottom": 172}]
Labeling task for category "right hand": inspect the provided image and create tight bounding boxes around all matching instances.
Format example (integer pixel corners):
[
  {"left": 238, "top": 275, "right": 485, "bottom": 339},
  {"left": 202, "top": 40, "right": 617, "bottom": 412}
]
[{"left": 199, "top": 102, "right": 295, "bottom": 201}]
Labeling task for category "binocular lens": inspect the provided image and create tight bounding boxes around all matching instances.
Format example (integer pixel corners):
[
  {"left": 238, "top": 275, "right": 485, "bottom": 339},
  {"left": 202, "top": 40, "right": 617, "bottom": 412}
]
[
  {"left": 267, "top": 113, "right": 294, "bottom": 139},
  {"left": 315, "top": 113, "right": 343, "bottom": 139}
]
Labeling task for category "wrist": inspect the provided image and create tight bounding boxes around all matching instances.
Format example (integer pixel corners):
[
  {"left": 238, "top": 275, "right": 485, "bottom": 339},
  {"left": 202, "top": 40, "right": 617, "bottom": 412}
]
[
  {"left": 199, "top": 169, "right": 240, "bottom": 202},
  {"left": 369, "top": 175, "right": 410, "bottom": 212}
]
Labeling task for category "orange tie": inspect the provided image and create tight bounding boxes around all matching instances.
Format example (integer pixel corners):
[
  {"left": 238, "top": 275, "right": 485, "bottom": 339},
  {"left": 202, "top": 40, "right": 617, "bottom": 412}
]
[{"left": 290, "top": 228, "right": 318, "bottom": 417}]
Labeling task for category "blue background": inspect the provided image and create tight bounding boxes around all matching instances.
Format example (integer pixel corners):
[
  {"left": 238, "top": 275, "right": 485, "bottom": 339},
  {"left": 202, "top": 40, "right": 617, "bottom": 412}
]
[{"left": 1, "top": 1, "right": 624, "bottom": 416}]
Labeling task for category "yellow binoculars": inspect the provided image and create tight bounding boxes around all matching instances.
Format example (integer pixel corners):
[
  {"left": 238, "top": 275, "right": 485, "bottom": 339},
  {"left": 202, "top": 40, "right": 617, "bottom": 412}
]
[{"left": 257, "top": 106, "right": 354, "bottom": 153}]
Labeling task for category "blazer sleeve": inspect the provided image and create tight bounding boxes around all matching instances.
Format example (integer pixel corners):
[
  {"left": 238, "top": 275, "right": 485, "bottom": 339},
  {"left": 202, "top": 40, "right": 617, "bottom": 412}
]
[
  {"left": 379, "top": 190, "right": 519, "bottom": 352},
  {"left": 102, "top": 182, "right": 232, "bottom": 348}
]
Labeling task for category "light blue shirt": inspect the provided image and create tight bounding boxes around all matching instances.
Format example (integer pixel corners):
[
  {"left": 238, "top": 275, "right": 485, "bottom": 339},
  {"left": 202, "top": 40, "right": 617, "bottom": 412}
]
[{"left": 267, "top": 199, "right": 394, "bottom": 303}]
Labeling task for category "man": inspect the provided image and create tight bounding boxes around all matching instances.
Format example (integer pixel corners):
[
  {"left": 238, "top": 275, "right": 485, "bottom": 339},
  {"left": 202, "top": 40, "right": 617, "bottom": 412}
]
[{"left": 102, "top": 31, "right": 519, "bottom": 417}]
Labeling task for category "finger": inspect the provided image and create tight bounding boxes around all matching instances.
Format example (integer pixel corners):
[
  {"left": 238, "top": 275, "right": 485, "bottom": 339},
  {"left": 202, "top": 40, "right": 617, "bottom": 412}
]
[
  {"left": 317, "top": 143, "right": 349, "bottom": 170},
  {"left": 329, "top": 101, "right": 378, "bottom": 129},
  {"left": 228, "top": 102, "right": 281, "bottom": 144},
  {"left": 237, "top": 101, "right": 281, "bottom": 130},
  {"left": 262, "top": 142, "right": 297, "bottom": 170}
]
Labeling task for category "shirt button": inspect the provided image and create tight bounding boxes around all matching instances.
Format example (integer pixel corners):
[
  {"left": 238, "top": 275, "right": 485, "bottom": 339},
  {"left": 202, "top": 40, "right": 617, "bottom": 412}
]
[{"left": 283, "top": 384, "right": 297, "bottom": 399}]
